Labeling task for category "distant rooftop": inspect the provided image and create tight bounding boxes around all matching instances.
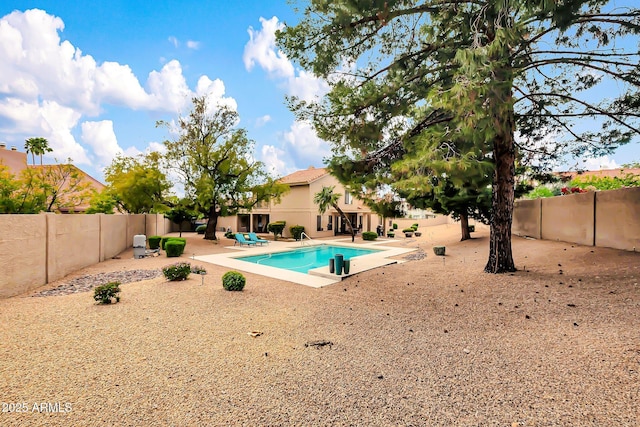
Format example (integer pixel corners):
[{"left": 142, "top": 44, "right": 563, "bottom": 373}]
[
  {"left": 557, "top": 167, "right": 640, "bottom": 181},
  {"left": 279, "top": 166, "right": 329, "bottom": 185}
]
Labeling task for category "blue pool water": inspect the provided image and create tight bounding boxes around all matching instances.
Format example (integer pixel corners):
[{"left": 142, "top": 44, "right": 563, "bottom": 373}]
[{"left": 237, "top": 245, "right": 381, "bottom": 273}]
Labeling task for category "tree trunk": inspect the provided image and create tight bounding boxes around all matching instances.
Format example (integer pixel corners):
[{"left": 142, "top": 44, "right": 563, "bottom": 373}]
[
  {"left": 204, "top": 207, "right": 219, "bottom": 240},
  {"left": 484, "top": 124, "right": 516, "bottom": 273},
  {"left": 460, "top": 211, "right": 471, "bottom": 241}
]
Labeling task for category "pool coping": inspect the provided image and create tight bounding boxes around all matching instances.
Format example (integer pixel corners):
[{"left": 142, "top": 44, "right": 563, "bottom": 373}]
[{"left": 192, "top": 239, "right": 417, "bottom": 288}]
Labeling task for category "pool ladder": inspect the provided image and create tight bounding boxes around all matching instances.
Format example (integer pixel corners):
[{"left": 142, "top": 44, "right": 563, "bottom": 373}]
[{"left": 300, "top": 232, "right": 313, "bottom": 246}]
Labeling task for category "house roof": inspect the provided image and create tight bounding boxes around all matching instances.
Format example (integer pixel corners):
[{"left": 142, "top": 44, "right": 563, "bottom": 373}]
[
  {"left": 556, "top": 167, "right": 640, "bottom": 181},
  {"left": 279, "top": 166, "right": 329, "bottom": 186}
]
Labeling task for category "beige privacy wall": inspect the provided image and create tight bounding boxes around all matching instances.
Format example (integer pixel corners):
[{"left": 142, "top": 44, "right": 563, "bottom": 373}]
[
  {"left": 595, "top": 187, "right": 640, "bottom": 251},
  {"left": 541, "top": 191, "right": 595, "bottom": 246},
  {"left": 513, "top": 199, "right": 541, "bottom": 239},
  {"left": 513, "top": 187, "right": 640, "bottom": 251},
  {"left": 0, "top": 213, "right": 167, "bottom": 298},
  {"left": 0, "top": 215, "right": 47, "bottom": 298}
]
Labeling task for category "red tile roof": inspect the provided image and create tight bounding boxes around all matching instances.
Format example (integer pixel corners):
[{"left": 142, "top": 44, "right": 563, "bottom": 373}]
[
  {"left": 279, "top": 166, "right": 329, "bottom": 185},
  {"left": 556, "top": 168, "right": 640, "bottom": 181}
]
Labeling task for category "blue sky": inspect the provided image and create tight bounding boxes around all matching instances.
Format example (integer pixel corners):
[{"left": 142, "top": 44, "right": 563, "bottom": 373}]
[{"left": 0, "top": 1, "right": 638, "bottom": 185}]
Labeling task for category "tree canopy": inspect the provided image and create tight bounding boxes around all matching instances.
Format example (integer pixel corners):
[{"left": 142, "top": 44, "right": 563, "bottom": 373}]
[
  {"left": 161, "top": 96, "right": 289, "bottom": 240},
  {"left": 278, "top": 0, "right": 640, "bottom": 272},
  {"left": 0, "top": 160, "right": 94, "bottom": 213},
  {"left": 102, "top": 151, "right": 172, "bottom": 214}
]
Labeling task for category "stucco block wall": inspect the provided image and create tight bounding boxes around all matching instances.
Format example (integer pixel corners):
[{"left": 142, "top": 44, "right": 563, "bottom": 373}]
[
  {"left": 1, "top": 213, "right": 167, "bottom": 298},
  {"left": 127, "top": 215, "right": 146, "bottom": 247},
  {"left": 47, "top": 214, "right": 101, "bottom": 283},
  {"left": 392, "top": 216, "right": 452, "bottom": 231},
  {"left": 100, "top": 214, "right": 128, "bottom": 261},
  {"left": 541, "top": 192, "right": 595, "bottom": 246},
  {"left": 0, "top": 215, "right": 47, "bottom": 298},
  {"left": 595, "top": 187, "right": 640, "bottom": 251},
  {"left": 513, "top": 199, "right": 541, "bottom": 239},
  {"left": 145, "top": 214, "right": 171, "bottom": 237}
]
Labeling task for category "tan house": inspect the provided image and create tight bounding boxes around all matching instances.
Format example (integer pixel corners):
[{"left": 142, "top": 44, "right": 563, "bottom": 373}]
[
  {"left": 0, "top": 144, "right": 105, "bottom": 213},
  {"left": 218, "top": 166, "right": 379, "bottom": 238}
]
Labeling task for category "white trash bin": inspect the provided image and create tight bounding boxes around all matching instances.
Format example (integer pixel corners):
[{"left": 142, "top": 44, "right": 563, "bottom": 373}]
[{"left": 133, "top": 235, "right": 146, "bottom": 259}]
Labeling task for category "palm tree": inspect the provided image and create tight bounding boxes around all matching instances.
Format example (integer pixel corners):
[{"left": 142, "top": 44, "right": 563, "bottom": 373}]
[
  {"left": 24, "top": 137, "right": 52, "bottom": 165},
  {"left": 314, "top": 186, "right": 356, "bottom": 242}
]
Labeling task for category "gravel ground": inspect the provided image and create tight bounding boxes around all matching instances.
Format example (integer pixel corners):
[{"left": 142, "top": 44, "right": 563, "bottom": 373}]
[{"left": 0, "top": 224, "right": 638, "bottom": 426}]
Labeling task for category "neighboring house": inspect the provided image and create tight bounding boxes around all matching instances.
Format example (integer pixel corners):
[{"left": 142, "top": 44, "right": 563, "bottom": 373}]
[
  {"left": 556, "top": 167, "right": 640, "bottom": 182},
  {"left": 0, "top": 144, "right": 105, "bottom": 213},
  {"left": 218, "top": 166, "right": 379, "bottom": 238}
]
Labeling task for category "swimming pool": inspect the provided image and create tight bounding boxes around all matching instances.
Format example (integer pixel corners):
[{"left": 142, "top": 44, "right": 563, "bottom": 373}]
[{"left": 237, "top": 245, "right": 381, "bottom": 273}]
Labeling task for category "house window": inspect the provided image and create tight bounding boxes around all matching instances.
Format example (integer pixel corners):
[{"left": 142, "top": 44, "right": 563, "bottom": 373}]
[
  {"left": 327, "top": 215, "right": 333, "bottom": 231},
  {"left": 317, "top": 215, "right": 323, "bottom": 231},
  {"left": 345, "top": 192, "right": 353, "bottom": 204}
]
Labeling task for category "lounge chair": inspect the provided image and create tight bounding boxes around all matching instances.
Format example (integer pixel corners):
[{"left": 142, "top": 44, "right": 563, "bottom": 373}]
[
  {"left": 235, "top": 233, "right": 256, "bottom": 247},
  {"left": 248, "top": 232, "right": 269, "bottom": 245}
]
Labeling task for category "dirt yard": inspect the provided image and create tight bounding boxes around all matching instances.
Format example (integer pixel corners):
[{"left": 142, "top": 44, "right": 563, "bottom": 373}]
[{"left": 1, "top": 224, "right": 638, "bottom": 426}]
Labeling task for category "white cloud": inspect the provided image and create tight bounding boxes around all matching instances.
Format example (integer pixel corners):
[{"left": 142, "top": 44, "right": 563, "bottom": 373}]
[
  {"left": 195, "top": 75, "right": 238, "bottom": 112},
  {"left": 282, "top": 120, "right": 331, "bottom": 167},
  {"left": 168, "top": 36, "right": 178, "bottom": 48},
  {"left": 244, "top": 16, "right": 293, "bottom": 78},
  {"left": 260, "top": 144, "right": 289, "bottom": 177},
  {"left": 576, "top": 156, "right": 619, "bottom": 170},
  {"left": 80, "top": 120, "right": 123, "bottom": 167},
  {"left": 186, "top": 40, "right": 200, "bottom": 50},
  {"left": 244, "top": 17, "right": 329, "bottom": 103},
  {"left": 256, "top": 115, "right": 271, "bottom": 127},
  {"left": 0, "top": 9, "right": 238, "bottom": 175}
]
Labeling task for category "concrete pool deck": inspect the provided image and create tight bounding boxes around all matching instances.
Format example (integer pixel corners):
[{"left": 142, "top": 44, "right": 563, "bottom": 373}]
[{"left": 192, "top": 238, "right": 417, "bottom": 288}]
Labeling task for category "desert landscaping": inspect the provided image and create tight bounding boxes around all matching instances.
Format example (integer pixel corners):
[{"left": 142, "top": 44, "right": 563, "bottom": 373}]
[{"left": 0, "top": 223, "right": 638, "bottom": 426}]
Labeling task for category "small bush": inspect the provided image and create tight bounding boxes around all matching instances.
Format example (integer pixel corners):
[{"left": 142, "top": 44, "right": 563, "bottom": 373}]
[
  {"left": 402, "top": 228, "right": 415, "bottom": 233},
  {"left": 290, "top": 225, "right": 305, "bottom": 240},
  {"left": 195, "top": 225, "right": 206, "bottom": 234},
  {"left": 392, "top": 223, "right": 398, "bottom": 229},
  {"left": 412, "top": 223, "right": 419, "bottom": 229},
  {"left": 148, "top": 236, "right": 162, "bottom": 250},
  {"left": 166, "top": 240, "right": 186, "bottom": 257},
  {"left": 362, "top": 231, "right": 377, "bottom": 241},
  {"left": 267, "top": 221, "right": 286, "bottom": 240},
  {"left": 225, "top": 230, "right": 235, "bottom": 239},
  {"left": 162, "top": 236, "right": 187, "bottom": 250},
  {"left": 163, "top": 262, "right": 191, "bottom": 281},
  {"left": 222, "top": 271, "right": 246, "bottom": 291},
  {"left": 93, "top": 282, "right": 121, "bottom": 304}
]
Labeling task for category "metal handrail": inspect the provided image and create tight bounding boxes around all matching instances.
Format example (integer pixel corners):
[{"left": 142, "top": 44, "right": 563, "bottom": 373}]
[{"left": 300, "top": 232, "right": 313, "bottom": 245}]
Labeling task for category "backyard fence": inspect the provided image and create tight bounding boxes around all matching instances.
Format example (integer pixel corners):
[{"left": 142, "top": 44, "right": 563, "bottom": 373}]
[
  {"left": 0, "top": 213, "right": 171, "bottom": 298},
  {"left": 513, "top": 187, "right": 640, "bottom": 251}
]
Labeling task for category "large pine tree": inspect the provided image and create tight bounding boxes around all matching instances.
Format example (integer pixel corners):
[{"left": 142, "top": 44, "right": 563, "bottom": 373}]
[{"left": 278, "top": 0, "right": 640, "bottom": 272}]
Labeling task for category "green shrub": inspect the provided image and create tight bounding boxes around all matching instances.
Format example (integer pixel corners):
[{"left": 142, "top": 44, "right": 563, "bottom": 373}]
[
  {"left": 402, "top": 228, "right": 415, "bottom": 233},
  {"left": 267, "top": 221, "right": 286, "bottom": 240},
  {"left": 166, "top": 240, "right": 186, "bottom": 257},
  {"left": 93, "top": 282, "right": 121, "bottom": 304},
  {"left": 148, "top": 236, "right": 162, "bottom": 250},
  {"left": 163, "top": 262, "right": 191, "bottom": 281},
  {"left": 224, "top": 230, "right": 235, "bottom": 239},
  {"left": 290, "top": 225, "right": 305, "bottom": 240},
  {"left": 392, "top": 223, "right": 398, "bottom": 229},
  {"left": 412, "top": 223, "right": 419, "bottom": 229},
  {"left": 162, "top": 237, "right": 187, "bottom": 250},
  {"left": 195, "top": 225, "right": 206, "bottom": 234},
  {"left": 362, "top": 231, "right": 377, "bottom": 241},
  {"left": 222, "top": 271, "right": 246, "bottom": 291}
]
